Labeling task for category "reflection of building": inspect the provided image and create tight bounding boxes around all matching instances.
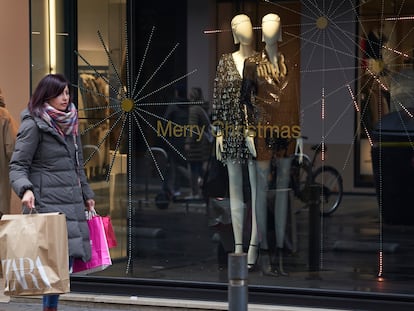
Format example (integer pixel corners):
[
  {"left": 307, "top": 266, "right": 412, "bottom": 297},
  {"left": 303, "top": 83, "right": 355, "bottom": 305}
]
[
  {"left": 359, "top": 69, "right": 390, "bottom": 132},
  {"left": 390, "top": 62, "right": 414, "bottom": 112},
  {"left": 3, "top": 0, "right": 414, "bottom": 309},
  {"left": 359, "top": 29, "right": 390, "bottom": 132}
]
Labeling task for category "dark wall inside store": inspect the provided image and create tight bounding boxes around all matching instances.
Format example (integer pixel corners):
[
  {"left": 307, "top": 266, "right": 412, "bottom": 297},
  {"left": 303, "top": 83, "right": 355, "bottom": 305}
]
[
  {"left": 129, "top": 1, "right": 187, "bottom": 103},
  {"left": 128, "top": 0, "right": 188, "bottom": 153}
]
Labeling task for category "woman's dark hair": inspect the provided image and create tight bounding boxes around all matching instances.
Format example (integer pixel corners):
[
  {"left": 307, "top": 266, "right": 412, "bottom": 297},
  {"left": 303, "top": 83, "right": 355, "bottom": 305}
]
[{"left": 28, "top": 73, "right": 71, "bottom": 116}]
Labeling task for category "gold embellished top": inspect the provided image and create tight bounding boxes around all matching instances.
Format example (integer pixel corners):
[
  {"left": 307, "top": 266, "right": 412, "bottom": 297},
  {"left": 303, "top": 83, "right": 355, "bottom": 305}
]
[{"left": 240, "top": 50, "right": 300, "bottom": 160}]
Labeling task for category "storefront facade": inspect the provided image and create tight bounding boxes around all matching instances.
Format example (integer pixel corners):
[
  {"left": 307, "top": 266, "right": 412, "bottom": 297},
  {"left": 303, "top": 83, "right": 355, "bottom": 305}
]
[{"left": 3, "top": 0, "right": 414, "bottom": 309}]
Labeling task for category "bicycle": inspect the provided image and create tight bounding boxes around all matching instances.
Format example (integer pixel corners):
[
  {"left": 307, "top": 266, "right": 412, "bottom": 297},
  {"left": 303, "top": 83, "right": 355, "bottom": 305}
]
[{"left": 288, "top": 141, "right": 344, "bottom": 216}]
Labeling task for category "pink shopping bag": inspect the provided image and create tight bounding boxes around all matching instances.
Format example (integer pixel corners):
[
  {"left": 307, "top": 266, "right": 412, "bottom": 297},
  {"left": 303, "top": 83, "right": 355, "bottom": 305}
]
[
  {"left": 101, "top": 216, "right": 117, "bottom": 248},
  {"left": 72, "top": 216, "right": 112, "bottom": 274}
]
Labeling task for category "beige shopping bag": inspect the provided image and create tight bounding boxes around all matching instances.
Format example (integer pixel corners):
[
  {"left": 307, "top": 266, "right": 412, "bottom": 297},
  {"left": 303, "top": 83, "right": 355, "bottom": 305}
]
[{"left": 0, "top": 213, "right": 70, "bottom": 296}]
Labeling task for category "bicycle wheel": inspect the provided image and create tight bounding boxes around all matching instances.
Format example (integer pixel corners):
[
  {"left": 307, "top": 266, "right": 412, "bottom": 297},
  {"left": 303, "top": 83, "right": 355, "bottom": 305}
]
[
  {"left": 290, "top": 154, "right": 312, "bottom": 202},
  {"left": 312, "top": 166, "right": 343, "bottom": 216}
]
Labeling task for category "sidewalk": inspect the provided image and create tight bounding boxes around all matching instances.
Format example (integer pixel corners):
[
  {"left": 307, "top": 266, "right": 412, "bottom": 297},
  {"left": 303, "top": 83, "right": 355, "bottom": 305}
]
[{"left": 1, "top": 293, "right": 351, "bottom": 311}]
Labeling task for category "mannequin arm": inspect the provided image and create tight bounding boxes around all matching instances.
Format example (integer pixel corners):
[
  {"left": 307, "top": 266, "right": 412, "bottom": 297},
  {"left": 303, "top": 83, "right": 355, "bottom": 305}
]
[
  {"left": 215, "top": 133, "right": 224, "bottom": 161},
  {"left": 295, "top": 137, "right": 304, "bottom": 164},
  {"left": 245, "top": 130, "right": 257, "bottom": 158}
]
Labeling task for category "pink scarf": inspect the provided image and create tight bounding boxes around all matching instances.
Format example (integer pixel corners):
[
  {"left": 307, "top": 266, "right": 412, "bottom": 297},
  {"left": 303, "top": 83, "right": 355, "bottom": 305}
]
[{"left": 42, "top": 103, "right": 78, "bottom": 137}]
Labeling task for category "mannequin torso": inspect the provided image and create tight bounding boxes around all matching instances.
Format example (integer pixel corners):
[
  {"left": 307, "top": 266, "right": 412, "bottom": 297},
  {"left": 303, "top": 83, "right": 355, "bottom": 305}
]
[{"left": 232, "top": 51, "right": 248, "bottom": 77}]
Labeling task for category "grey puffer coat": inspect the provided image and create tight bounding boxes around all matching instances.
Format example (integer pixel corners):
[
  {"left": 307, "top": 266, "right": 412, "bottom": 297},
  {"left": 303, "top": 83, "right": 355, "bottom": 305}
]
[{"left": 9, "top": 109, "right": 93, "bottom": 262}]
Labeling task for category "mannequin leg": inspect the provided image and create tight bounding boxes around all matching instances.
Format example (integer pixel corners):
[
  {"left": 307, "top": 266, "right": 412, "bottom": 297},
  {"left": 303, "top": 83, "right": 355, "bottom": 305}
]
[
  {"left": 227, "top": 160, "right": 244, "bottom": 253},
  {"left": 247, "top": 159, "right": 259, "bottom": 267},
  {"left": 274, "top": 157, "right": 292, "bottom": 276},
  {"left": 255, "top": 160, "right": 270, "bottom": 249},
  {"left": 274, "top": 157, "right": 292, "bottom": 248},
  {"left": 255, "top": 160, "right": 278, "bottom": 276}
]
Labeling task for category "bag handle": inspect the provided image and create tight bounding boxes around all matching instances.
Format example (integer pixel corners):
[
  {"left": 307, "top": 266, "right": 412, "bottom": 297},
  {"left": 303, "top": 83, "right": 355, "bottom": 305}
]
[
  {"left": 22, "top": 206, "right": 38, "bottom": 214},
  {"left": 85, "top": 209, "right": 98, "bottom": 220}
]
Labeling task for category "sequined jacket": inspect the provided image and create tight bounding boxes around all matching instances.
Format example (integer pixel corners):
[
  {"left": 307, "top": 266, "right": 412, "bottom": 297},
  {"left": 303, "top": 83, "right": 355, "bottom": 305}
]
[
  {"left": 212, "top": 53, "right": 253, "bottom": 163},
  {"left": 240, "top": 50, "right": 300, "bottom": 160}
]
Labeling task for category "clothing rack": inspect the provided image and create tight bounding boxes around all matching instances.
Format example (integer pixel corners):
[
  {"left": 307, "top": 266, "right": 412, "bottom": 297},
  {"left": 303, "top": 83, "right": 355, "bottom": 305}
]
[{"left": 77, "top": 67, "right": 110, "bottom": 119}]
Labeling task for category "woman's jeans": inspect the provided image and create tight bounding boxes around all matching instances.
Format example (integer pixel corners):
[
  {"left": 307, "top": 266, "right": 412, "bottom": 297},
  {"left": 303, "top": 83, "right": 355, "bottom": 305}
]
[{"left": 43, "top": 257, "right": 73, "bottom": 308}]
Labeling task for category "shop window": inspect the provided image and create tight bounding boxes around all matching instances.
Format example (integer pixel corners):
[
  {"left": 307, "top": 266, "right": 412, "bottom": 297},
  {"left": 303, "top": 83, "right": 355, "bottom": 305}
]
[{"left": 30, "top": 0, "right": 414, "bottom": 305}]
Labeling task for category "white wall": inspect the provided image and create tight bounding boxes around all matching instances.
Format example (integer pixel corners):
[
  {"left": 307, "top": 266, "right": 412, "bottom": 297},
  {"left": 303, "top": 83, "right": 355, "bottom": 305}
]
[
  {"left": 300, "top": 0, "right": 356, "bottom": 145},
  {"left": 299, "top": 0, "right": 371, "bottom": 192}
]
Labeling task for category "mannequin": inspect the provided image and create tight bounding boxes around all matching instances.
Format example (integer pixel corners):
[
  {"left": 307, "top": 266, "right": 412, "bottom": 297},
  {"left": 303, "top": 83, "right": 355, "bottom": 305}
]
[
  {"left": 211, "top": 14, "right": 258, "bottom": 266},
  {"left": 240, "top": 13, "right": 302, "bottom": 276}
]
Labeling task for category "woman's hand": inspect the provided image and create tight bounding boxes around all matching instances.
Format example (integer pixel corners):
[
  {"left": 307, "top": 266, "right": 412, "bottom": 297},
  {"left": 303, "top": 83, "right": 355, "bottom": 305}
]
[
  {"left": 22, "top": 190, "right": 35, "bottom": 209},
  {"left": 84, "top": 199, "right": 96, "bottom": 220},
  {"left": 85, "top": 199, "right": 96, "bottom": 213}
]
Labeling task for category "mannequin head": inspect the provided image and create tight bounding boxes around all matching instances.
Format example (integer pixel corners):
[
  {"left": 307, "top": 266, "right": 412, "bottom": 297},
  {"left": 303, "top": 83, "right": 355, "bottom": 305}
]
[
  {"left": 262, "top": 13, "right": 282, "bottom": 44},
  {"left": 231, "top": 14, "right": 253, "bottom": 45}
]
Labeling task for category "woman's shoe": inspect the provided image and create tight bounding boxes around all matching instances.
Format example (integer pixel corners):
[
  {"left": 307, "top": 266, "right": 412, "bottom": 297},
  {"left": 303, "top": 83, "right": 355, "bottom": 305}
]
[{"left": 258, "top": 249, "right": 279, "bottom": 277}]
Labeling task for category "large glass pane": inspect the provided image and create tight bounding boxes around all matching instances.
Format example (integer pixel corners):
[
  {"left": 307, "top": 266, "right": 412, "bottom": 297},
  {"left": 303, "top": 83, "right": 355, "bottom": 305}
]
[
  {"left": 31, "top": 0, "right": 414, "bottom": 301},
  {"left": 76, "top": 0, "right": 127, "bottom": 261}
]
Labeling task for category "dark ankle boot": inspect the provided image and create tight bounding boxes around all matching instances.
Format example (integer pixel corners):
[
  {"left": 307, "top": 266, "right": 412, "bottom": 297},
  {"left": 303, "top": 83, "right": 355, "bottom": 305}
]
[
  {"left": 44, "top": 307, "right": 57, "bottom": 311},
  {"left": 276, "top": 247, "right": 289, "bottom": 276},
  {"left": 258, "top": 249, "right": 278, "bottom": 277}
]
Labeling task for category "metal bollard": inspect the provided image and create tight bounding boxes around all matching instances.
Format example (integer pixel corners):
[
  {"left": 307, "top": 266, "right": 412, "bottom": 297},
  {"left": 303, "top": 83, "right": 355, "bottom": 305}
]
[{"left": 228, "top": 253, "right": 248, "bottom": 311}]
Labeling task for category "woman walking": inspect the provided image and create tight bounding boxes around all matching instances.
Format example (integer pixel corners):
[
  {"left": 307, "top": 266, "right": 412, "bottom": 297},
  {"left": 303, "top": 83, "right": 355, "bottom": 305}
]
[{"left": 9, "top": 73, "right": 95, "bottom": 311}]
